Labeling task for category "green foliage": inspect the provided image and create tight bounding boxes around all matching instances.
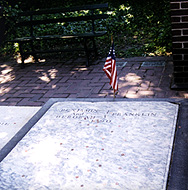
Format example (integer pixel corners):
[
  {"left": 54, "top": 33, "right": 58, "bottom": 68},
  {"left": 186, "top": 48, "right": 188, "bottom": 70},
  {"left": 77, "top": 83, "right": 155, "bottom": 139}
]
[{"left": 1, "top": 0, "right": 172, "bottom": 59}]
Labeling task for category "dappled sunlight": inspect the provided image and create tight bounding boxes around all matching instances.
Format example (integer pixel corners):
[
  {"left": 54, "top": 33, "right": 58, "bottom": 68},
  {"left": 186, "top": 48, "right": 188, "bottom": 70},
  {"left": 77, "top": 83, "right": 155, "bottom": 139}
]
[
  {"left": 0, "top": 87, "right": 12, "bottom": 95},
  {"left": 0, "top": 73, "right": 15, "bottom": 84},
  {"left": 0, "top": 64, "right": 15, "bottom": 85},
  {"left": 16, "top": 54, "right": 46, "bottom": 64},
  {"left": 48, "top": 69, "right": 58, "bottom": 79},
  {"left": 17, "top": 55, "right": 35, "bottom": 64},
  {"left": 124, "top": 73, "right": 142, "bottom": 82},
  {"left": 35, "top": 68, "right": 58, "bottom": 83},
  {"left": 118, "top": 73, "right": 142, "bottom": 92},
  {"left": 79, "top": 68, "right": 88, "bottom": 71},
  {"left": 39, "top": 73, "right": 51, "bottom": 83},
  {"left": 1, "top": 65, "right": 13, "bottom": 75},
  {"left": 118, "top": 71, "right": 160, "bottom": 98},
  {"left": 0, "top": 56, "right": 187, "bottom": 106},
  {"left": 119, "top": 73, "right": 142, "bottom": 83}
]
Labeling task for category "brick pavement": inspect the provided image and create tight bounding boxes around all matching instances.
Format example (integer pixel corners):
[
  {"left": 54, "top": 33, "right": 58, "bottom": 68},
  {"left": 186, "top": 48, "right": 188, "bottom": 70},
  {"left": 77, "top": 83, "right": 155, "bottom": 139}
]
[{"left": 0, "top": 56, "right": 188, "bottom": 106}]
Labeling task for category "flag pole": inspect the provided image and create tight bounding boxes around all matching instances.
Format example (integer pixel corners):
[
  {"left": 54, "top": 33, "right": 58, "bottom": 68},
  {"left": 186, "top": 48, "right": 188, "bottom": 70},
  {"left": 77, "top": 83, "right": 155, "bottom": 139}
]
[
  {"left": 103, "top": 34, "right": 118, "bottom": 99},
  {"left": 111, "top": 35, "right": 116, "bottom": 99},
  {"left": 111, "top": 35, "right": 113, "bottom": 45}
]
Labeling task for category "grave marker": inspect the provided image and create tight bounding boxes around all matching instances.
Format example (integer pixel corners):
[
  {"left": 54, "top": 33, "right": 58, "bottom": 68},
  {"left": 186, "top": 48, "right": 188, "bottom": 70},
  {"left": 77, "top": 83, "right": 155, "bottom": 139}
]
[
  {"left": 0, "top": 100, "right": 178, "bottom": 190},
  {"left": 0, "top": 106, "right": 40, "bottom": 151}
]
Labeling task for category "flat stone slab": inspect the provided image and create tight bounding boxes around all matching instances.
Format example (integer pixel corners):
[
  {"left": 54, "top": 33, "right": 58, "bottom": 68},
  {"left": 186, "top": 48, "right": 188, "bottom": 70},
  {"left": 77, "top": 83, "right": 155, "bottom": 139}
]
[
  {"left": 141, "top": 61, "right": 166, "bottom": 67},
  {"left": 116, "top": 62, "right": 127, "bottom": 67},
  {"left": 0, "top": 106, "right": 40, "bottom": 151},
  {"left": 0, "top": 100, "right": 178, "bottom": 190}
]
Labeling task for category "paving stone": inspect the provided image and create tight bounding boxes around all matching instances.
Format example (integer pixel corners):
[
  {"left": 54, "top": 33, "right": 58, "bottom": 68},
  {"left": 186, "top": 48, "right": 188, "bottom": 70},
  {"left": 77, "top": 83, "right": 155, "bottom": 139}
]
[
  {"left": 31, "top": 89, "right": 48, "bottom": 94},
  {"left": 50, "top": 93, "right": 70, "bottom": 98},
  {"left": 125, "top": 93, "right": 141, "bottom": 98},
  {"left": 137, "top": 90, "right": 155, "bottom": 96},
  {"left": 42, "top": 90, "right": 56, "bottom": 98},
  {"left": 91, "top": 86, "right": 103, "bottom": 94},
  {"left": 17, "top": 93, "right": 36, "bottom": 98},
  {"left": 0, "top": 56, "right": 187, "bottom": 106},
  {"left": 30, "top": 94, "right": 44, "bottom": 101},
  {"left": 17, "top": 98, "right": 43, "bottom": 106}
]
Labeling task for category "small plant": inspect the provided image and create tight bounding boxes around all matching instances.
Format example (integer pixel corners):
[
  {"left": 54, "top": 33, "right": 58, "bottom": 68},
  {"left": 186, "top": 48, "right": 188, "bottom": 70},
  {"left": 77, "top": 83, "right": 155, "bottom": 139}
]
[{"left": 0, "top": 0, "right": 172, "bottom": 60}]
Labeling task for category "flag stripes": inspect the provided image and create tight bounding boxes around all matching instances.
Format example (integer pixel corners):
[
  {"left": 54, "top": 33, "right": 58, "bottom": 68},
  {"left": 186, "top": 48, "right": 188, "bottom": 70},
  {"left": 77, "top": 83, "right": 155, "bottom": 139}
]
[{"left": 103, "top": 42, "right": 118, "bottom": 92}]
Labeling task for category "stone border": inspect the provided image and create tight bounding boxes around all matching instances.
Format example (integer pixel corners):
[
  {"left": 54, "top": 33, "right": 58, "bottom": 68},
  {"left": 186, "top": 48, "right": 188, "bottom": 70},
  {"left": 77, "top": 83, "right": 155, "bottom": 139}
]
[
  {"left": 167, "top": 99, "right": 188, "bottom": 190},
  {"left": 0, "top": 98, "right": 187, "bottom": 189}
]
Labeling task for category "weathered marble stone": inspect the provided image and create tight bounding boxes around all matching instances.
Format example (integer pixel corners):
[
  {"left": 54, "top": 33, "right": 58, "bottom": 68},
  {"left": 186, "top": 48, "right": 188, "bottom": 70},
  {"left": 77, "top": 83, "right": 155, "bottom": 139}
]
[
  {"left": 141, "top": 61, "right": 166, "bottom": 67},
  {"left": 0, "top": 106, "right": 40, "bottom": 150},
  {"left": 0, "top": 101, "right": 178, "bottom": 190}
]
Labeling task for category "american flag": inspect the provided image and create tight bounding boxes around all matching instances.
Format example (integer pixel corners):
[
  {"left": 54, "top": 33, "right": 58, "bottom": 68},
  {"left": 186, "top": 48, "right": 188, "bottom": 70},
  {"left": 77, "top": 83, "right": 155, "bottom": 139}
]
[{"left": 103, "top": 42, "right": 118, "bottom": 92}]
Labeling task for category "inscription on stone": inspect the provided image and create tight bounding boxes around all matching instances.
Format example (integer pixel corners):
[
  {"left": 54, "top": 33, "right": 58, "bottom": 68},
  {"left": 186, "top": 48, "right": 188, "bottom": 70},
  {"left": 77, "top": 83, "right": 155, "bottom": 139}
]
[
  {"left": 0, "top": 122, "right": 8, "bottom": 126},
  {"left": 0, "top": 101, "right": 178, "bottom": 190},
  {"left": 55, "top": 108, "right": 157, "bottom": 123}
]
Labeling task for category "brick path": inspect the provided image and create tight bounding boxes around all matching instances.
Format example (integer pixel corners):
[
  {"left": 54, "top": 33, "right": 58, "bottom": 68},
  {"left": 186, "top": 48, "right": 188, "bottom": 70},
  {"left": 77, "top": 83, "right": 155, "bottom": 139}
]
[{"left": 0, "top": 56, "right": 188, "bottom": 106}]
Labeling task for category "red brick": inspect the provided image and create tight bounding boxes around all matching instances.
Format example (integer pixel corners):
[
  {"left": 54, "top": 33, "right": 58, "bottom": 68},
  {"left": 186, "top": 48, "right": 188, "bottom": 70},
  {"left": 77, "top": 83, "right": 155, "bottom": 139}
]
[
  {"left": 173, "top": 60, "right": 188, "bottom": 66},
  {"left": 171, "top": 16, "right": 181, "bottom": 23},
  {"left": 182, "top": 16, "right": 188, "bottom": 22},
  {"left": 171, "top": 9, "right": 188, "bottom": 16},
  {"left": 155, "top": 92, "right": 166, "bottom": 98},
  {"left": 68, "top": 94, "right": 78, "bottom": 98},
  {"left": 184, "top": 66, "right": 188, "bottom": 71},
  {"left": 18, "top": 93, "right": 35, "bottom": 98},
  {"left": 88, "top": 82, "right": 105, "bottom": 87},
  {"left": 6, "top": 97, "right": 22, "bottom": 102},
  {"left": 30, "top": 94, "right": 43, "bottom": 101},
  {"left": 17, "top": 98, "right": 43, "bottom": 106},
  {"left": 59, "top": 77, "right": 69, "bottom": 83},
  {"left": 173, "top": 54, "right": 183, "bottom": 60},
  {"left": 31, "top": 89, "right": 48, "bottom": 94},
  {"left": 181, "top": 2, "right": 188, "bottom": 8},
  {"left": 173, "top": 48, "right": 188, "bottom": 54},
  {"left": 171, "top": 23, "right": 188, "bottom": 30},
  {"left": 92, "top": 86, "right": 102, "bottom": 94},
  {"left": 174, "top": 66, "right": 184, "bottom": 72},
  {"left": 172, "top": 42, "right": 183, "bottom": 48},
  {"left": 170, "top": 2, "right": 180, "bottom": 9},
  {"left": 42, "top": 90, "right": 55, "bottom": 98},
  {"left": 51, "top": 93, "right": 69, "bottom": 98},
  {"left": 184, "top": 43, "right": 188, "bottom": 48},
  {"left": 184, "top": 54, "right": 188, "bottom": 60},
  {"left": 183, "top": 29, "right": 188, "bottom": 35},
  {"left": 89, "top": 93, "right": 102, "bottom": 98},
  {"left": 172, "top": 29, "right": 182, "bottom": 36}
]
